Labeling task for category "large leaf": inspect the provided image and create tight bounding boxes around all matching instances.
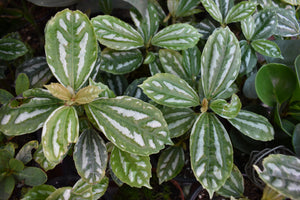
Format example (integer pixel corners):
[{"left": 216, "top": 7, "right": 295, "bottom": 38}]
[
  {"left": 228, "top": 109, "right": 274, "bottom": 141},
  {"left": 254, "top": 154, "right": 300, "bottom": 200},
  {"left": 156, "top": 146, "right": 185, "bottom": 184},
  {"left": 0, "top": 38, "right": 28, "bottom": 61},
  {"left": 200, "top": 0, "right": 223, "bottom": 23},
  {"left": 73, "top": 129, "right": 107, "bottom": 184},
  {"left": 224, "top": 1, "right": 256, "bottom": 24},
  {"left": 275, "top": 8, "right": 299, "bottom": 37},
  {"left": 151, "top": 23, "right": 201, "bottom": 50},
  {"left": 92, "top": 15, "right": 144, "bottom": 50},
  {"left": 252, "top": 9, "right": 277, "bottom": 40},
  {"left": 239, "top": 40, "right": 257, "bottom": 75},
  {"left": 140, "top": 73, "right": 200, "bottom": 108},
  {"left": 21, "top": 185, "right": 56, "bottom": 200},
  {"left": 45, "top": 9, "right": 98, "bottom": 90},
  {"left": 201, "top": 27, "right": 241, "bottom": 99},
  {"left": 210, "top": 94, "right": 241, "bottom": 119},
  {"left": 15, "top": 167, "right": 47, "bottom": 186},
  {"left": 190, "top": 112, "right": 233, "bottom": 198},
  {"left": 15, "top": 140, "right": 39, "bottom": 164},
  {"left": 182, "top": 46, "right": 201, "bottom": 81},
  {"left": 251, "top": 39, "right": 283, "bottom": 58},
  {"left": 167, "top": 0, "right": 201, "bottom": 17},
  {"left": 42, "top": 106, "right": 79, "bottom": 162},
  {"left": 110, "top": 147, "right": 151, "bottom": 188},
  {"left": 85, "top": 96, "right": 172, "bottom": 156},
  {"left": 241, "top": 16, "right": 255, "bottom": 41}
]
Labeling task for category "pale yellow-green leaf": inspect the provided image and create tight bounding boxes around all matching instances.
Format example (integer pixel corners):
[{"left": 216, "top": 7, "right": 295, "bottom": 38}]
[
  {"left": 44, "top": 83, "right": 72, "bottom": 101},
  {"left": 74, "top": 85, "right": 102, "bottom": 104}
]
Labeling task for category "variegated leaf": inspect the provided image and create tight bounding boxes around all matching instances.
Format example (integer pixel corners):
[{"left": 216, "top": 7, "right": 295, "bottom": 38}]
[
  {"left": 281, "top": 0, "right": 300, "bottom": 5},
  {"left": 239, "top": 40, "right": 257, "bottom": 75},
  {"left": 45, "top": 187, "right": 72, "bottom": 200},
  {"left": 124, "top": 78, "right": 149, "bottom": 101},
  {"left": 71, "top": 179, "right": 93, "bottom": 200},
  {"left": 99, "top": 0, "right": 112, "bottom": 14},
  {"left": 0, "top": 38, "right": 28, "bottom": 61},
  {"left": 99, "top": 72, "right": 128, "bottom": 96},
  {"left": 275, "top": 8, "right": 300, "bottom": 37},
  {"left": 225, "top": 1, "right": 256, "bottom": 24},
  {"left": 200, "top": 0, "right": 223, "bottom": 23},
  {"left": 241, "top": 16, "right": 255, "bottom": 41},
  {"left": 214, "top": 83, "right": 238, "bottom": 100},
  {"left": 99, "top": 48, "right": 143, "bottom": 74},
  {"left": 190, "top": 112, "right": 233, "bottom": 198},
  {"left": 140, "top": 73, "right": 200, "bottom": 108},
  {"left": 15, "top": 140, "right": 39, "bottom": 164},
  {"left": 156, "top": 146, "right": 185, "bottom": 184},
  {"left": 214, "top": 0, "right": 234, "bottom": 19},
  {"left": 210, "top": 94, "right": 241, "bottom": 119},
  {"left": 228, "top": 109, "right": 274, "bottom": 141},
  {"left": 251, "top": 39, "right": 283, "bottom": 58},
  {"left": 149, "top": 0, "right": 166, "bottom": 22},
  {"left": 21, "top": 185, "right": 56, "bottom": 200},
  {"left": 34, "top": 144, "right": 60, "bottom": 171},
  {"left": 44, "top": 83, "right": 72, "bottom": 101},
  {"left": 110, "top": 147, "right": 152, "bottom": 188},
  {"left": 149, "top": 54, "right": 164, "bottom": 76},
  {"left": 74, "top": 86, "right": 102, "bottom": 104},
  {"left": 151, "top": 23, "right": 201, "bottom": 50},
  {"left": 182, "top": 46, "right": 201, "bottom": 81},
  {"left": 159, "top": 49, "right": 188, "bottom": 79},
  {"left": 42, "top": 106, "right": 79, "bottom": 162},
  {"left": 92, "top": 176, "right": 109, "bottom": 199},
  {"left": 92, "top": 15, "right": 144, "bottom": 50},
  {"left": 201, "top": 27, "right": 241, "bottom": 99},
  {"left": 144, "top": 52, "right": 156, "bottom": 64},
  {"left": 252, "top": 9, "right": 277, "bottom": 40},
  {"left": 217, "top": 165, "right": 244, "bottom": 198},
  {"left": 45, "top": 9, "right": 98, "bottom": 90},
  {"left": 162, "top": 107, "right": 197, "bottom": 138},
  {"left": 254, "top": 154, "right": 300, "bottom": 200},
  {"left": 89, "top": 79, "right": 115, "bottom": 98},
  {"left": 73, "top": 129, "right": 107, "bottom": 184},
  {"left": 85, "top": 96, "right": 172, "bottom": 156},
  {"left": 168, "top": 0, "right": 201, "bottom": 17},
  {"left": 194, "top": 18, "right": 217, "bottom": 39}
]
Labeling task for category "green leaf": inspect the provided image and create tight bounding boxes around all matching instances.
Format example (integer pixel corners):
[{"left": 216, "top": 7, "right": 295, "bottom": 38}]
[
  {"left": 45, "top": 187, "right": 72, "bottom": 200},
  {"left": 293, "top": 124, "right": 300, "bottom": 156},
  {"left": 241, "top": 16, "right": 255, "bottom": 41},
  {"left": 201, "top": 27, "right": 241, "bottom": 99},
  {"left": 16, "top": 167, "right": 47, "bottom": 186},
  {"left": 123, "top": 0, "right": 147, "bottom": 16},
  {"left": 45, "top": 9, "right": 98, "bottom": 90},
  {"left": 140, "top": 73, "right": 200, "bottom": 108},
  {"left": 15, "top": 73, "right": 30, "bottom": 96},
  {"left": 190, "top": 112, "right": 233, "bottom": 198},
  {"left": 89, "top": 78, "right": 115, "bottom": 98},
  {"left": 144, "top": 52, "right": 156, "bottom": 64},
  {"left": 167, "top": 0, "right": 201, "bottom": 17},
  {"left": 274, "top": 8, "right": 300, "bottom": 37},
  {"left": 0, "top": 175, "right": 15, "bottom": 200},
  {"left": 254, "top": 154, "right": 300, "bottom": 200},
  {"left": 194, "top": 18, "right": 217, "bottom": 39},
  {"left": 296, "top": 55, "right": 300, "bottom": 85},
  {"left": 2, "top": 143, "right": 16, "bottom": 158},
  {"left": 228, "top": 109, "right": 274, "bottom": 141},
  {"left": 0, "top": 89, "right": 14, "bottom": 104},
  {"left": 156, "top": 146, "right": 185, "bottom": 184},
  {"left": 71, "top": 179, "right": 93, "bottom": 200},
  {"left": 34, "top": 144, "right": 59, "bottom": 171},
  {"left": 213, "top": 83, "right": 239, "bottom": 100},
  {"left": 85, "top": 96, "right": 172, "bottom": 156},
  {"left": 281, "top": 0, "right": 300, "bottom": 5},
  {"left": 99, "top": 72, "right": 128, "bottom": 96},
  {"left": 151, "top": 23, "right": 201, "bottom": 50},
  {"left": 214, "top": 0, "right": 234, "bottom": 19},
  {"left": 252, "top": 9, "right": 277, "bottom": 40},
  {"left": 92, "top": 15, "right": 144, "bottom": 50},
  {"left": 74, "top": 129, "right": 107, "bottom": 184},
  {"left": 92, "top": 176, "right": 109, "bottom": 199},
  {"left": 110, "top": 147, "right": 152, "bottom": 188},
  {"left": 16, "top": 140, "right": 38, "bottom": 164},
  {"left": 162, "top": 107, "right": 197, "bottom": 138},
  {"left": 148, "top": 54, "right": 164, "bottom": 76},
  {"left": 21, "top": 185, "right": 56, "bottom": 200},
  {"left": 0, "top": 38, "right": 28, "bottom": 61},
  {"left": 210, "top": 94, "right": 241, "bottom": 119},
  {"left": 182, "top": 46, "right": 201, "bottom": 81},
  {"left": 251, "top": 39, "right": 283, "bottom": 58},
  {"left": 99, "top": 0, "right": 112, "bottom": 14},
  {"left": 239, "top": 40, "right": 257, "bottom": 75},
  {"left": 225, "top": 1, "right": 256, "bottom": 24},
  {"left": 200, "top": 0, "right": 223, "bottom": 23},
  {"left": 0, "top": 149, "right": 12, "bottom": 172},
  {"left": 99, "top": 48, "right": 143, "bottom": 74},
  {"left": 243, "top": 73, "right": 258, "bottom": 99},
  {"left": 26, "top": 0, "right": 78, "bottom": 7},
  {"left": 217, "top": 165, "right": 244, "bottom": 198},
  {"left": 42, "top": 106, "right": 79, "bottom": 162},
  {"left": 9, "top": 158, "right": 24, "bottom": 172},
  {"left": 124, "top": 78, "right": 149, "bottom": 101},
  {"left": 255, "top": 63, "right": 297, "bottom": 106}
]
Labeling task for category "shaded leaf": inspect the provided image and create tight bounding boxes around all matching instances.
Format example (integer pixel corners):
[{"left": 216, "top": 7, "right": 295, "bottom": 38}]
[
  {"left": 123, "top": 0, "right": 147, "bottom": 16},
  {"left": 0, "top": 38, "right": 27, "bottom": 61},
  {"left": 239, "top": 40, "right": 257, "bottom": 75},
  {"left": 45, "top": 187, "right": 72, "bottom": 200},
  {"left": 26, "top": 0, "right": 78, "bottom": 7},
  {"left": 21, "top": 185, "right": 56, "bottom": 200},
  {"left": 0, "top": 175, "right": 15, "bottom": 200},
  {"left": 99, "top": 0, "right": 112, "bottom": 15},
  {"left": 89, "top": 78, "right": 115, "bottom": 98},
  {"left": 293, "top": 124, "right": 300, "bottom": 157},
  {"left": 252, "top": 9, "right": 277, "bottom": 40},
  {"left": 15, "top": 167, "right": 47, "bottom": 186},
  {"left": 15, "top": 73, "right": 30, "bottom": 96},
  {"left": 124, "top": 78, "right": 149, "bottom": 101},
  {"left": 168, "top": 0, "right": 201, "bottom": 17},
  {"left": 16, "top": 140, "right": 39, "bottom": 164},
  {"left": 182, "top": 46, "right": 201, "bottom": 81},
  {"left": 274, "top": 8, "right": 300, "bottom": 37},
  {"left": 9, "top": 158, "right": 24, "bottom": 172},
  {"left": 0, "top": 89, "right": 14, "bottom": 104}
]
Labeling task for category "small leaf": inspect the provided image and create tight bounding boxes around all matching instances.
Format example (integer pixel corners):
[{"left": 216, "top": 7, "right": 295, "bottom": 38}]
[
  {"left": 200, "top": 0, "right": 223, "bottom": 23},
  {"left": 274, "top": 8, "right": 300, "bottom": 37},
  {"left": 225, "top": 1, "right": 256, "bottom": 24},
  {"left": 15, "top": 73, "right": 30, "bottom": 96},
  {"left": 21, "top": 185, "right": 56, "bottom": 200},
  {"left": 0, "top": 175, "right": 15, "bottom": 200},
  {"left": 44, "top": 83, "right": 72, "bottom": 101},
  {"left": 254, "top": 154, "right": 300, "bottom": 200},
  {"left": 156, "top": 146, "right": 185, "bottom": 184},
  {"left": 92, "top": 15, "right": 144, "bottom": 50},
  {"left": 34, "top": 144, "right": 59, "bottom": 171},
  {"left": 45, "top": 187, "right": 72, "bottom": 200},
  {"left": 151, "top": 23, "right": 201, "bottom": 50},
  {"left": 239, "top": 40, "right": 257, "bottom": 75},
  {"left": 0, "top": 149, "right": 12, "bottom": 172},
  {"left": 140, "top": 73, "right": 200, "bottom": 108},
  {"left": 228, "top": 109, "right": 274, "bottom": 141},
  {"left": 210, "top": 94, "right": 241, "bottom": 119},
  {"left": 15, "top": 140, "right": 39, "bottom": 164},
  {"left": 110, "top": 147, "right": 152, "bottom": 188},
  {"left": 0, "top": 89, "right": 14, "bottom": 104},
  {"left": 252, "top": 9, "right": 277, "bottom": 40},
  {"left": 241, "top": 16, "right": 255, "bottom": 41},
  {"left": 149, "top": 54, "right": 164, "bottom": 76},
  {"left": 182, "top": 46, "right": 202, "bottom": 81},
  {"left": 89, "top": 78, "right": 115, "bottom": 98},
  {"left": 194, "top": 18, "right": 217, "bottom": 39},
  {"left": 74, "top": 85, "right": 102, "bottom": 104},
  {"left": 0, "top": 38, "right": 28, "bottom": 61},
  {"left": 168, "top": 0, "right": 201, "bottom": 17},
  {"left": 251, "top": 39, "right": 283, "bottom": 58},
  {"left": 144, "top": 52, "right": 156, "bottom": 64},
  {"left": 9, "top": 158, "right": 24, "bottom": 172},
  {"left": 16, "top": 167, "right": 47, "bottom": 186}
]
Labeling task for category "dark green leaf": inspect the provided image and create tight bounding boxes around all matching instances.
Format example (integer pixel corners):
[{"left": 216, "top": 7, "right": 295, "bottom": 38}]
[
  {"left": 182, "top": 46, "right": 201, "bottom": 81},
  {"left": 242, "top": 72, "right": 258, "bottom": 99},
  {"left": 21, "top": 184, "right": 56, "bottom": 200},
  {"left": 149, "top": 53, "right": 164, "bottom": 76},
  {"left": 0, "top": 150, "right": 13, "bottom": 172},
  {"left": 9, "top": 158, "right": 24, "bottom": 172},
  {"left": 194, "top": 18, "right": 216, "bottom": 39},
  {"left": 0, "top": 89, "right": 14, "bottom": 104},
  {"left": 239, "top": 40, "right": 257, "bottom": 75},
  {"left": 123, "top": 0, "right": 147, "bottom": 16},
  {"left": 99, "top": 0, "right": 112, "bottom": 14},
  {"left": 124, "top": 78, "right": 149, "bottom": 101},
  {"left": 168, "top": 0, "right": 201, "bottom": 17},
  {"left": 0, "top": 175, "right": 15, "bottom": 200},
  {"left": 224, "top": 1, "right": 256, "bottom": 24},
  {"left": 200, "top": 0, "right": 223, "bottom": 23},
  {"left": 26, "top": 0, "right": 78, "bottom": 7},
  {"left": 295, "top": 54, "right": 300, "bottom": 85},
  {"left": 252, "top": 9, "right": 277, "bottom": 40},
  {"left": 15, "top": 73, "right": 30, "bottom": 96},
  {"left": 99, "top": 72, "right": 127, "bottom": 96},
  {"left": 274, "top": 8, "right": 300, "bottom": 37},
  {"left": 16, "top": 167, "right": 47, "bottom": 186},
  {"left": 0, "top": 38, "right": 28, "bottom": 61},
  {"left": 89, "top": 79, "right": 115, "bottom": 98},
  {"left": 214, "top": 0, "right": 234, "bottom": 19},
  {"left": 293, "top": 124, "right": 300, "bottom": 156}
]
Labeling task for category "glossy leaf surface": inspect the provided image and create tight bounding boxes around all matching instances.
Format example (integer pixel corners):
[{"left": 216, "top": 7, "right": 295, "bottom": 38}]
[
  {"left": 275, "top": 8, "right": 300, "bottom": 37},
  {"left": 252, "top": 9, "right": 277, "bottom": 40},
  {"left": 45, "top": 187, "right": 72, "bottom": 200},
  {"left": 200, "top": 0, "right": 223, "bottom": 23},
  {"left": 241, "top": 16, "right": 255, "bottom": 41},
  {"left": 0, "top": 38, "right": 28, "bottom": 61},
  {"left": 225, "top": 1, "right": 256, "bottom": 24},
  {"left": 22, "top": 185, "right": 56, "bottom": 200},
  {"left": 210, "top": 94, "right": 241, "bottom": 119},
  {"left": 251, "top": 39, "right": 283, "bottom": 58}
]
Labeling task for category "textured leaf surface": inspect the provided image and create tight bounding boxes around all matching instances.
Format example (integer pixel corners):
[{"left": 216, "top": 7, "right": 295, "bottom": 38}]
[
  {"left": 15, "top": 140, "right": 39, "bottom": 164},
  {"left": 252, "top": 9, "right": 277, "bottom": 40},
  {"left": 89, "top": 79, "right": 115, "bottom": 98},
  {"left": 190, "top": 112, "right": 233, "bottom": 198},
  {"left": 225, "top": 1, "right": 256, "bottom": 24},
  {"left": 74, "top": 129, "right": 107, "bottom": 184},
  {"left": 194, "top": 18, "right": 217, "bottom": 39},
  {"left": 124, "top": 78, "right": 149, "bottom": 101},
  {"left": 239, "top": 40, "right": 257, "bottom": 75},
  {"left": 92, "top": 15, "right": 143, "bottom": 50},
  {"left": 151, "top": 23, "right": 201, "bottom": 50},
  {"left": 15, "top": 73, "right": 30, "bottom": 96},
  {"left": 85, "top": 96, "right": 172, "bottom": 156},
  {"left": 254, "top": 154, "right": 300, "bottom": 200},
  {"left": 44, "top": 83, "right": 72, "bottom": 101},
  {"left": 210, "top": 94, "right": 241, "bottom": 119},
  {"left": 182, "top": 46, "right": 201, "bottom": 80},
  {"left": 140, "top": 73, "right": 200, "bottom": 108},
  {"left": 214, "top": 0, "right": 234, "bottom": 19},
  {"left": 71, "top": 178, "right": 93, "bottom": 200},
  {"left": 45, "top": 187, "right": 72, "bottom": 200},
  {"left": 275, "top": 8, "right": 300, "bottom": 37},
  {"left": 16, "top": 167, "right": 47, "bottom": 186},
  {"left": 228, "top": 110, "right": 274, "bottom": 141},
  {"left": 0, "top": 38, "right": 28, "bottom": 61},
  {"left": 45, "top": 9, "right": 98, "bottom": 90},
  {"left": 168, "top": 0, "right": 201, "bottom": 17},
  {"left": 149, "top": 54, "right": 164, "bottom": 76},
  {"left": 156, "top": 146, "right": 185, "bottom": 184},
  {"left": 42, "top": 106, "right": 79, "bottom": 162},
  {"left": 251, "top": 39, "right": 283, "bottom": 58},
  {"left": 99, "top": 72, "right": 128, "bottom": 96},
  {"left": 22, "top": 185, "right": 56, "bottom": 200},
  {"left": 34, "top": 144, "right": 59, "bottom": 171},
  {"left": 201, "top": 27, "right": 241, "bottom": 99},
  {"left": 213, "top": 83, "right": 239, "bottom": 100},
  {"left": 241, "top": 16, "right": 255, "bottom": 41},
  {"left": 201, "top": 0, "right": 223, "bottom": 23},
  {"left": 110, "top": 147, "right": 151, "bottom": 188}
]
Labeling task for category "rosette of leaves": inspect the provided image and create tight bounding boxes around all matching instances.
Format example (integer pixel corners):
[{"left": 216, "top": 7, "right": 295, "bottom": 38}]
[{"left": 140, "top": 27, "right": 274, "bottom": 197}]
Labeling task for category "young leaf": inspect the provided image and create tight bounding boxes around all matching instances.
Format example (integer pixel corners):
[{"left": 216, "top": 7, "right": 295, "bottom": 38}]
[
  {"left": 251, "top": 39, "right": 283, "bottom": 58},
  {"left": 0, "top": 89, "right": 14, "bottom": 104},
  {"left": 210, "top": 94, "right": 242, "bottom": 119},
  {"left": 45, "top": 9, "right": 98, "bottom": 90},
  {"left": 42, "top": 106, "right": 79, "bottom": 162},
  {"left": 21, "top": 185, "right": 56, "bottom": 200},
  {"left": 241, "top": 16, "right": 255, "bottom": 41},
  {"left": 140, "top": 73, "right": 200, "bottom": 108},
  {"left": 252, "top": 9, "right": 277, "bottom": 40},
  {"left": 190, "top": 112, "right": 233, "bottom": 198},
  {"left": 92, "top": 15, "right": 144, "bottom": 50},
  {"left": 225, "top": 1, "right": 256, "bottom": 24},
  {"left": 156, "top": 146, "right": 185, "bottom": 184},
  {"left": 200, "top": 0, "right": 223, "bottom": 23},
  {"left": 182, "top": 46, "right": 202, "bottom": 81},
  {"left": 151, "top": 23, "right": 201, "bottom": 50},
  {"left": 239, "top": 40, "right": 257, "bottom": 75},
  {"left": 85, "top": 96, "right": 172, "bottom": 156},
  {"left": 254, "top": 154, "right": 300, "bottom": 200},
  {"left": 73, "top": 129, "right": 107, "bottom": 184},
  {"left": 15, "top": 167, "right": 47, "bottom": 186},
  {"left": 99, "top": 48, "right": 143, "bottom": 74},
  {"left": 228, "top": 109, "right": 274, "bottom": 141},
  {"left": 201, "top": 27, "right": 241, "bottom": 99},
  {"left": 9, "top": 158, "right": 24, "bottom": 172},
  {"left": 44, "top": 83, "right": 72, "bottom": 101},
  {"left": 167, "top": 0, "right": 201, "bottom": 17},
  {"left": 15, "top": 73, "right": 30, "bottom": 96},
  {"left": 0, "top": 38, "right": 28, "bottom": 61},
  {"left": 275, "top": 8, "right": 300, "bottom": 37},
  {"left": 33, "top": 144, "right": 59, "bottom": 171},
  {"left": 15, "top": 140, "right": 39, "bottom": 164},
  {"left": 110, "top": 147, "right": 152, "bottom": 188},
  {"left": 0, "top": 149, "right": 13, "bottom": 172},
  {"left": 74, "top": 85, "right": 102, "bottom": 104},
  {"left": 0, "top": 175, "right": 15, "bottom": 200}
]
